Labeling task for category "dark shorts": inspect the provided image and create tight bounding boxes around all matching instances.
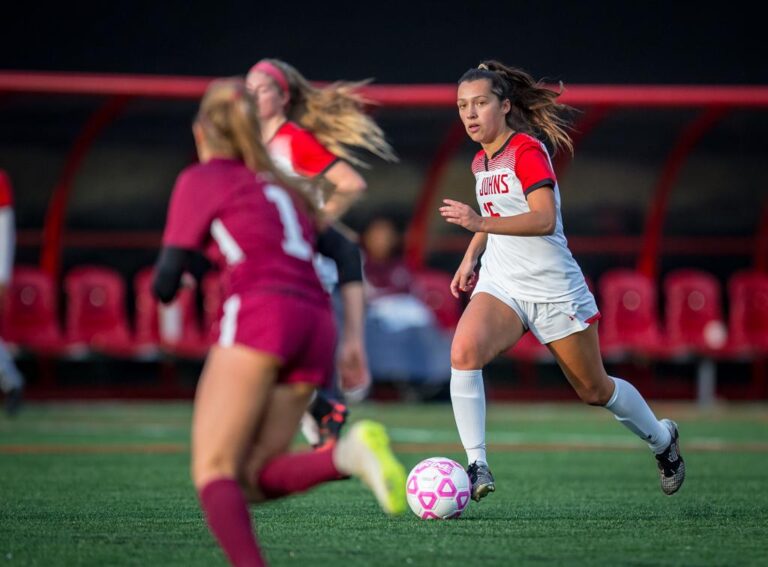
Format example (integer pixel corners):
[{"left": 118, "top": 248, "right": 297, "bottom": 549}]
[{"left": 213, "top": 292, "right": 336, "bottom": 389}]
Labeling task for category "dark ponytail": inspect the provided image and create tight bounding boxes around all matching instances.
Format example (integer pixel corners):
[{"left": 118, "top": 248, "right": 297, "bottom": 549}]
[{"left": 459, "top": 60, "right": 574, "bottom": 155}]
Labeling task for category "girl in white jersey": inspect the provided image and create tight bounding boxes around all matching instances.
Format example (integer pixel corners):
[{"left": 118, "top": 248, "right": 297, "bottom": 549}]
[{"left": 439, "top": 60, "right": 685, "bottom": 501}]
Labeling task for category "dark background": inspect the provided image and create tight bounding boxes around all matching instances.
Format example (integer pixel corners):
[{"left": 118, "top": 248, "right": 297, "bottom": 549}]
[{"left": 2, "top": 1, "right": 764, "bottom": 84}]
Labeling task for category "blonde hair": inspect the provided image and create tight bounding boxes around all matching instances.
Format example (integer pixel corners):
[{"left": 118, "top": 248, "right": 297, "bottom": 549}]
[
  {"left": 196, "top": 77, "right": 318, "bottom": 215},
  {"left": 459, "top": 60, "right": 575, "bottom": 155},
  {"left": 257, "top": 58, "right": 397, "bottom": 166}
]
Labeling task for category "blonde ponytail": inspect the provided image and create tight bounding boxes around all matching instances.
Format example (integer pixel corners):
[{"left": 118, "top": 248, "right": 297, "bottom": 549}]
[
  {"left": 196, "top": 78, "right": 319, "bottom": 216},
  {"left": 258, "top": 59, "right": 397, "bottom": 166}
]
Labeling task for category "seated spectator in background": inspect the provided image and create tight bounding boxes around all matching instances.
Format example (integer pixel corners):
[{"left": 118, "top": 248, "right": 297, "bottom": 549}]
[
  {"left": 361, "top": 214, "right": 451, "bottom": 392},
  {"left": 0, "top": 170, "right": 24, "bottom": 415}
]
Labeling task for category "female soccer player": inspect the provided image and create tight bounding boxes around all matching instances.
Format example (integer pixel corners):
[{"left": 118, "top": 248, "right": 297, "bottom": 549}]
[
  {"left": 153, "top": 78, "right": 405, "bottom": 567},
  {"left": 439, "top": 61, "right": 685, "bottom": 501},
  {"left": 246, "top": 58, "right": 397, "bottom": 444}
]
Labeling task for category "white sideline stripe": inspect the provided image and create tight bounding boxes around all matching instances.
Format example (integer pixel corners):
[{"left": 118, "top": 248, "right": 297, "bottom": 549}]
[
  {"left": 211, "top": 218, "right": 244, "bottom": 265},
  {"left": 387, "top": 427, "right": 731, "bottom": 448},
  {"left": 219, "top": 295, "right": 241, "bottom": 347}
]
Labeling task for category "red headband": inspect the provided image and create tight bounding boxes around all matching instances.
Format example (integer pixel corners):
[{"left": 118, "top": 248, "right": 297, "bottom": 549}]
[{"left": 249, "top": 61, "right": 290, "bottom": 95}]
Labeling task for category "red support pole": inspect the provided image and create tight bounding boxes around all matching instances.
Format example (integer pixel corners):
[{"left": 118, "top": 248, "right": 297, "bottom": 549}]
[
  {"left": 404, "top": 121, "right": 467, "bottom": 269},
  {"left": 637, "top": 106, "right": 729, "bottom": 281},
  {"left": 40, "top": 95, "right": 132, "bottom": 280}
]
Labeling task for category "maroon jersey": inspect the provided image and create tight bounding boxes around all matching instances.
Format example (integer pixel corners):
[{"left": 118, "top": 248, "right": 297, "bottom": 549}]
[{"left": 162, "top": 158, "right": 326, "bottom": 303}]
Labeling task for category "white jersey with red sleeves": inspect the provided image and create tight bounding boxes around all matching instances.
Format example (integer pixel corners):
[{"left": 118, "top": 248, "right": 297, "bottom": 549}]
[
  {"left": 473, "top": 132, "right": 588, "bottom": 303},
  {"left": 267, "top": 121, "right": 338, "bottom": 180}
]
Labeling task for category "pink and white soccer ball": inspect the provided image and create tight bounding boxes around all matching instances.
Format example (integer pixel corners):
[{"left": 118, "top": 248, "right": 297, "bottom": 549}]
[{"left": 406, "top": 457, "right": 471, "bottom": 519}]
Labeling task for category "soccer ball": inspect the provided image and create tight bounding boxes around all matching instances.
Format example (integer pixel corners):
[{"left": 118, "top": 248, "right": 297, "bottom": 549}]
[{"left": 406, "top": 457, "right": 471, "bottom": 519}]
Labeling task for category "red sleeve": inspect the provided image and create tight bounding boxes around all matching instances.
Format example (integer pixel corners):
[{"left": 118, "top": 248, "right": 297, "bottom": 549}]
[
  {"left": 289, "top": 129, "right": 338, "bottom": 178},
  {"left": 0, "top": 170, "right": 13, "bottom": 208},
  {"left": 162, "top": 168, "right": 219, "bottom": 250},
  {"left": 514, "top": 142, "right": 556, "bottom": 196}
]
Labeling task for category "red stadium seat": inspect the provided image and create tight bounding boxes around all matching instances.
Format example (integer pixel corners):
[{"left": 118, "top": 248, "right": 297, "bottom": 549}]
[
  {"left": 64, "top": 266, "right": 135, "bottom": 357},
  {"left": 598, "top": 269, "right": 665, "bottom": 357},
  {"left": 0, "top": 266, "right": 65, "bottom": 354},
  {"left": 504, "top": 331, "right": 552, "bottom": 362},
  {"left": 134, "top": 266, "right": 209, "bottom": 358},
  {"left": 663, "top": 269, "right": 727, "bottom": 355},
  {"left": 411, "top": 269, "right": 462, "bottom": 330},
  {"left": 727, "top": 271, "right": 768, "bottom": 355},
  {"left": 133, "top": 267, "right": 160, "bottom": 349}
]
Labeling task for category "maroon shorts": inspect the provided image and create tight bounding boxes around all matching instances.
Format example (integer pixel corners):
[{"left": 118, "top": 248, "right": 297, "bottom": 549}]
[{"left": 213, "top": 292, "right": 336, "bottom": 388}]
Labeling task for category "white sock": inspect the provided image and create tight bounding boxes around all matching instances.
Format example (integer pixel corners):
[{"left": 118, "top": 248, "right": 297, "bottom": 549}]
[
  {"left": 604, "top": 376, "right": 671, "bottom": 453},
  {"left": 300, "top": 412, "right": 321, "bottom": 446},
  {"left": 450, "top": 368, "right": 487, "bottom": 465}
]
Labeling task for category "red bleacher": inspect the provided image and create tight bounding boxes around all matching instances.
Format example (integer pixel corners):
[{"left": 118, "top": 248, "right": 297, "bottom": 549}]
[{"left": 2, "top": 263, "right": 766, "bottom": 402}]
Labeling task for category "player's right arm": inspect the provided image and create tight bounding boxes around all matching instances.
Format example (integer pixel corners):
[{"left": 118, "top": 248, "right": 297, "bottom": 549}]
[
  {"left": 321, "top": 161, "right": 366, "bottom": 221},
  {"left": 450, "top": 232, "right": 487, "bottom": 298},
  {"left": 289, "top": 128, "right": 366, "bottom": 222},
  {"left": 152, "top": 168, "right": 217, "bottom": 304},
  {"left": 316, "top": 225, "right": 370, "bottom": 392}
]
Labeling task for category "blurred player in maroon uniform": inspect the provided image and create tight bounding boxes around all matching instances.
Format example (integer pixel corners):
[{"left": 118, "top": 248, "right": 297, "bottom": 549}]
[
  {"left": 246, "top": 59, "right": 396, "bottom": 447},
  {"left": 0, "top": 170, "right": 24, "bottom": 415},
  {"left": 153, "top": 78, "right": 405, "bottom": 567}
]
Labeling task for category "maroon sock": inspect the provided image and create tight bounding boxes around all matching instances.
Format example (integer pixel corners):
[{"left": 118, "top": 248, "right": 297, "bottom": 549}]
[
  {"left": 257, "top": 449, "right": 346, "bottom": 500},
  {"left": 198, "top": 478, "right": 265, "bottom": 567}
]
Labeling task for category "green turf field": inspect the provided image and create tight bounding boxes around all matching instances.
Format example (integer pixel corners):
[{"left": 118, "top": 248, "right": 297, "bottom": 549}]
[{"left": 1, "top": 402, "right": 767, "bottom": 566}]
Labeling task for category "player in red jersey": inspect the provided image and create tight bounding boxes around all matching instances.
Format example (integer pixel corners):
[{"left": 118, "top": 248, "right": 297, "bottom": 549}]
[
  {"left": 0, "top": 170, "right": 24, "bottom": 415},
  {"left": 439, "top": 61, "right": 684, "bottom": 501},
  {"left": 153, "top": 78, "right": 405, "bottom": 567},
  {"left": 246, "top": 59, "right": 397, "bottom": 447}
]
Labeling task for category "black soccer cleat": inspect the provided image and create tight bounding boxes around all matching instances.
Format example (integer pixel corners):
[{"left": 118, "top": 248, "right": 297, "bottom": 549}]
[
  {"left": 655, "top": 419, "right": 685, "bottom": 495},
  {"left": 467, "top": 461, "right": 495, "bottom": 502},
  {"left": 309, "top": 392, "right": 349, "bottom": 450}
]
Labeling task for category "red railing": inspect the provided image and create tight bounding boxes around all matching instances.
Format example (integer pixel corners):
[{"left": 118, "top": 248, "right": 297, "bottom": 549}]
[{"left": 3, "top": 71, "right": 768, "bottom": 280}]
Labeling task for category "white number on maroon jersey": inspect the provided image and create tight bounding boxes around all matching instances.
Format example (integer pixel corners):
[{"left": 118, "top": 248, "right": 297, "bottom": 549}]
[{"left": 264, "top": 185, "right": 313, "bottom": 261}]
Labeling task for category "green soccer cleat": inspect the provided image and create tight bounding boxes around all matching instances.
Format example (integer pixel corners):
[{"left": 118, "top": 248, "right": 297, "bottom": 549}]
[{"left": 335, "top": 420, "right": 407, "bottom": 515}]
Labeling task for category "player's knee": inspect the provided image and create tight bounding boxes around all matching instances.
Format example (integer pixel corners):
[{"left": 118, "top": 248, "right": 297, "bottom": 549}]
[
  {"left": 576, "top": 382, "right": 612, "bottom": 406},
  {"left": 450, "top": 337, "right": 484, "bottom": 369},
  {"left": 191, "top": 451, "right": 240, "bottom": 489}
]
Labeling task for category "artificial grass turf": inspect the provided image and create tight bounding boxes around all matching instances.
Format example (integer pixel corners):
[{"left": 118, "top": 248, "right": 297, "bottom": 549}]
[{"left": 1, "top": 402, "right": 766, "bottom": 566}]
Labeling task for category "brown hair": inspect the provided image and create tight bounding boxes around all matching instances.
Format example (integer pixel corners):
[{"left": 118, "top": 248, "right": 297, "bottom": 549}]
[
  {"left": 459, "top": 60, "right": 574, "bottom": 155},
  {"left": 253, "top": 59, "right": 397, "bottom": 166},
  {"left": 195, "top": 77, "right": 318, "bottom": 214}
]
